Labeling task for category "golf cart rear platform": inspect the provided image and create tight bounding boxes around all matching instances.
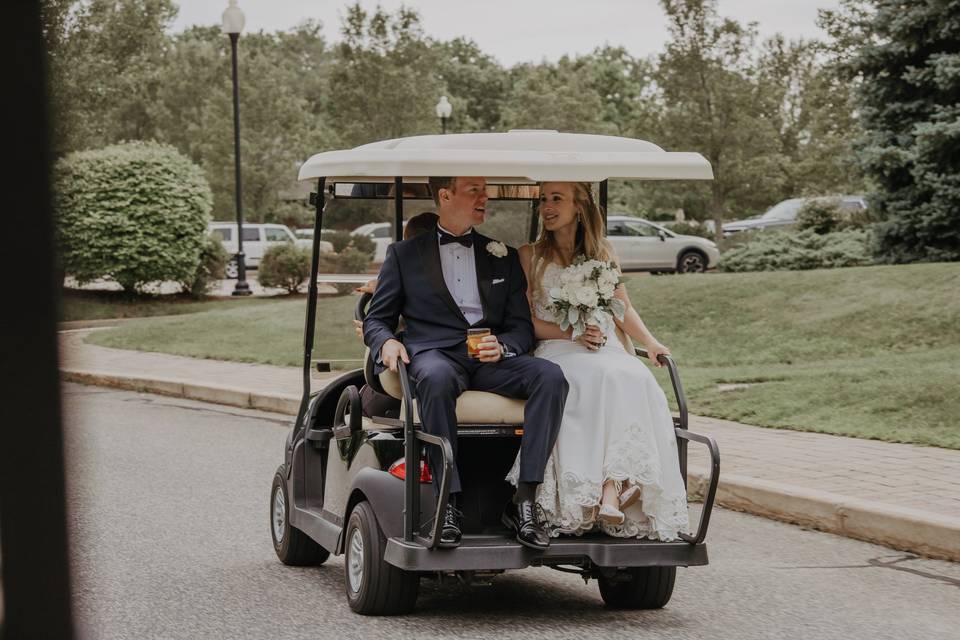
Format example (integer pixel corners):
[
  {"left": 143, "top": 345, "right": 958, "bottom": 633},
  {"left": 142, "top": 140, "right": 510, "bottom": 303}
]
[{"left": 386, "top": 533, "right": 708, "bottom": 572}]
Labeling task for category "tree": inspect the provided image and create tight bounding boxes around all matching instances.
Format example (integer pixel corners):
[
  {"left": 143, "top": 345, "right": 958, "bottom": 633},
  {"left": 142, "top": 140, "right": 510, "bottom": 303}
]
[
  {"left": 655, "top": 0, "right": 786, "bottom": 237},
  {"left": 432, "top": 38, "right": 509, "bottom": 132},
  {"left": 327, "top": 4, "right": 444, "bottom": 146},
  {"left": 43, "top": 0, "right": 177, "bottom": 156},
  {"left": 847, "top": 0, "right": 960, "bottom": 262},
  {"left": 152, "top": 24, "right": 336, "bottom": 220},
  {"left": 756, "top": 36, "right": 865, "bottom": 199},
  {"left": 501, "top": 60, "right": 613, "bottom": 133}
]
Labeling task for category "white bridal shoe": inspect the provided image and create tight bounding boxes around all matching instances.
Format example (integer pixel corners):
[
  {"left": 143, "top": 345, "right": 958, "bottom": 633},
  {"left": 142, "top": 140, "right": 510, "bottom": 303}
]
[{"left": 597, "top": 503, "right": 625, "bottom": 525}]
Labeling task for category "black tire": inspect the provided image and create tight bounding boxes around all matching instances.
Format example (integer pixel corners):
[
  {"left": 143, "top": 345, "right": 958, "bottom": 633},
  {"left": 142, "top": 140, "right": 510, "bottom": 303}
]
[
  {"left": 271, "top": 467, "right": 329, "bottom": 566},
  {"left": 676, "top": 249, "right": 707, "bottom": 273},
  {"left": 597, "top": 566, "right": 676, "bottom": 609},
  {"left": 344, "top": 501, "right": 419, "bottom": 615}
]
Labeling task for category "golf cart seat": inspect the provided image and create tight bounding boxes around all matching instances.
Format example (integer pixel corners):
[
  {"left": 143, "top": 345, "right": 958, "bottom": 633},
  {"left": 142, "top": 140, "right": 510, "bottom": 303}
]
[{"left": 363, "top": 345, "right": 527, "bottom": 425}]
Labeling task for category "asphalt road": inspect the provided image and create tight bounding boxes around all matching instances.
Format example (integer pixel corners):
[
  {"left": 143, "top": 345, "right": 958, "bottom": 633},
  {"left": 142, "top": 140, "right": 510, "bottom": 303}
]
[{"left": 64, "top": 384, "right": 959, "bottom": 640}]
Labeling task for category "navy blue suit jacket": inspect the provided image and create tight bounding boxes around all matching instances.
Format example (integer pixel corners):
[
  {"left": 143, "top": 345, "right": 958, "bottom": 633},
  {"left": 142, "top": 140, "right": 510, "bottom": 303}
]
[{"left": 363, "top": 225, "right": 535, "bottom": 374}]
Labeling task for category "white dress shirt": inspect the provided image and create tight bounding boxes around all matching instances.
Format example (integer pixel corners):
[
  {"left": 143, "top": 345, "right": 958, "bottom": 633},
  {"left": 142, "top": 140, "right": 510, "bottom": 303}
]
[{"left": 437, "top": 224, "right": 484, "bottom": 326}]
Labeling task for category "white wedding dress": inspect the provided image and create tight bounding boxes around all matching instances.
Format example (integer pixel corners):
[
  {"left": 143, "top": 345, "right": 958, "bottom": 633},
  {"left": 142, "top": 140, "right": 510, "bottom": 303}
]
[{"left": 507, "top": 261, "right": 689, "bottom": 540}]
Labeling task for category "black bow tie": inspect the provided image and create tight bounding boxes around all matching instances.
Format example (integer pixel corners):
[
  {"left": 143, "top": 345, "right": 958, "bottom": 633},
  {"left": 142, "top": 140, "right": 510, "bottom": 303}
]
[{"left": 439, "top": 230, "right": 473, "bottom": 248}]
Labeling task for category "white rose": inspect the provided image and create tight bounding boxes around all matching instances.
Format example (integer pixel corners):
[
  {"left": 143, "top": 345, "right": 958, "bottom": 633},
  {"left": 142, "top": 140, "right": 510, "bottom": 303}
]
[
  {"left": 486, "top": 241, "right": 508, "bottom": 258},
  {"left": 576, "top": 286, "right": 599, "bottom": 308}
]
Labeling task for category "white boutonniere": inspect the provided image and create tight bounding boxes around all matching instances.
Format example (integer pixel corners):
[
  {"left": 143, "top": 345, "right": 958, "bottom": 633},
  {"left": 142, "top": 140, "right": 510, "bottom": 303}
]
[{"left": 486, "top": 241, "right": 508, "bottom": 258}]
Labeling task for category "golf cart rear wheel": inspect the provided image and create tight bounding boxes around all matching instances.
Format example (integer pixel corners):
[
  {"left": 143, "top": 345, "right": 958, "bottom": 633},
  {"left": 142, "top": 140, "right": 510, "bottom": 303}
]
[
  {"left": 344, "top": 501, "right": 419, "bottom": 615},
  {"left": 271, "top": 466, "right": 329, "bottom": 566},
  {"left": 598, "top": 566, "right": 676, "bottom": 609}
]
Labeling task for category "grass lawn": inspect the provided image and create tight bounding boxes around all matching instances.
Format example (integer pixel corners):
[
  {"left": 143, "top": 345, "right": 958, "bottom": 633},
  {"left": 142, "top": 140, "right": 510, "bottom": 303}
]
[
  {"left": 86, "top": 262, "right": 960, "bottom": 449},
  {"left": 60, "top": 289, "right": 282, "bottom": 322}
]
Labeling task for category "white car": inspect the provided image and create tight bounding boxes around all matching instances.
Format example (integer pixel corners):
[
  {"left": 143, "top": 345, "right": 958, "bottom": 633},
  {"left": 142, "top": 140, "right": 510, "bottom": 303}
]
[
  {"left": 351, "top": 222, "right": 393, "bottom": 262},
  {"left": 606, "top": 215, "right": 720, "bottom": 273},
  {"left": 209, "top": 222, "right": 332, "bottom": 276}
]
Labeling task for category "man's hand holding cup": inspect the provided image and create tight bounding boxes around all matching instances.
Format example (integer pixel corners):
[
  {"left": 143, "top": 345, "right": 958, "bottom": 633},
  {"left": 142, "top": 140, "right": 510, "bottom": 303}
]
[{"left": 475, "top": 334, "right": 503, "bottom": 363}]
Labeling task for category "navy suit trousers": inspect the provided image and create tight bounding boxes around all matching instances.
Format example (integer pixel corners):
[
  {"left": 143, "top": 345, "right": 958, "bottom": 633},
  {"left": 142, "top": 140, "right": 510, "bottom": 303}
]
[{"left": 407, "top": 344, "right": 568, "bottom": 495}]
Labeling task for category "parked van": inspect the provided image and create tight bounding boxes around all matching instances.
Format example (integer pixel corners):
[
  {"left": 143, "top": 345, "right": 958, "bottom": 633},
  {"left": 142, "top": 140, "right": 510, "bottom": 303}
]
[{"left": 208, "top": 222, "right": 333, "bottom": 273}]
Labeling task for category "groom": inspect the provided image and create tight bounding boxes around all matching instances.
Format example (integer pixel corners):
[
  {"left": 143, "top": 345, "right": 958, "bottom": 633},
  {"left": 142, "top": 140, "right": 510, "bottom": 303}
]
[{"left": 363, "top": 176, "right": 567, "bottom": 549}]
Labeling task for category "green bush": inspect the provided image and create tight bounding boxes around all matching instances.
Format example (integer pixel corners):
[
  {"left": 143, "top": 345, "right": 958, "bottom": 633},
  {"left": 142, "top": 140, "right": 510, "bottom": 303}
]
[
  {"left": 332, "top": 246, "right": 373, "bottom": 295},
  {"left": 321, "top": 230, "right": 376, "bottom": 257},
  {"left": 720, "top": 229, "right": 873, "bottom": 272},
  {"left": 180, "top": 235, "right": 229, "bottom": 297},
  {"left": 796, "top": 199, "right": 871, "bottom": 235},
  {"left": 258, "top": 243, "right": 311, "bottom": 293},
  {"left": 348, "top": 233, "right": 376, "bottom": 257},
  {"left": 54, "top": 141, "right": 213, "bottom": 293},
  {"left": 321, "top": 230, "right": 352, "bottom": 252}
]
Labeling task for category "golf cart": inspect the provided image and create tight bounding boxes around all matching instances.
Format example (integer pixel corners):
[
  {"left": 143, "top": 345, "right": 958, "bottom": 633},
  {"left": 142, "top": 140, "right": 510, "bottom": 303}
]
[{"left": 269, "top": 130, "right": 721, "bottom": 615}]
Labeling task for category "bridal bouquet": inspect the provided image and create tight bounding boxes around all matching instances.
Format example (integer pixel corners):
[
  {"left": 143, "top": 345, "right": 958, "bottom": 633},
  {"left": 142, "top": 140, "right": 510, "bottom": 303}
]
[{"left": 545, "top": 257, "right": 625, "bottom": 339}]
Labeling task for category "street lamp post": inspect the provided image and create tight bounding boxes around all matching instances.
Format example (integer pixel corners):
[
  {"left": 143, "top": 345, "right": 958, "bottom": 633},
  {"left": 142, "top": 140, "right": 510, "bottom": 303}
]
[
  {"left": 435, "top": 96, "right": 452, "bottom": 134},
  {"left": 223, "top": 1, "right": 251, "bottom": 296}
]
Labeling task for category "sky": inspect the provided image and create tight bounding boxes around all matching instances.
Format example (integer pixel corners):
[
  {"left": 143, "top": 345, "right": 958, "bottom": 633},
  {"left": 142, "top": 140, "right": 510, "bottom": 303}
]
[{"left": 171, "top": 0, "right": 842, "bottom": 66}]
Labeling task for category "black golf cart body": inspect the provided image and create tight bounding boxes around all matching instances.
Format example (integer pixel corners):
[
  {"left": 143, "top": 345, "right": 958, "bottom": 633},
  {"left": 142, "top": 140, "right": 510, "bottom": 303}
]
[{"left": 270, "top": 131, "right": 721, "bottom": 615}]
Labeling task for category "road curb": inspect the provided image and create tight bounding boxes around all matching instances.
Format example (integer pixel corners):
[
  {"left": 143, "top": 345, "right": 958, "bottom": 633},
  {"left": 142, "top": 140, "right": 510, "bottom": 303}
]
[
  {"left": 63, "top": 369, "right": 959, "bottom": 562},
  {"left": 62, "top": 369, "right": 301, "bottom": 415},
  {"left": 688, "top": 468, "right": 960, "bottom": 562}
]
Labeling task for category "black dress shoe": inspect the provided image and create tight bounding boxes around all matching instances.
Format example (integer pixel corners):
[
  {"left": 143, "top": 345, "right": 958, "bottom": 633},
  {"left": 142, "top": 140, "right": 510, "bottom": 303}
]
[
  {"left": 439, "top": 504, "right": 462, "bottom": 548},
  {"left": 501, "top": 499, "right": 550, "bottom": 549}
]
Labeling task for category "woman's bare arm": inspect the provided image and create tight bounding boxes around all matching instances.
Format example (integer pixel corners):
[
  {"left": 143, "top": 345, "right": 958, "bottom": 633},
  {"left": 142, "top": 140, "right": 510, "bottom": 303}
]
[
  {"left": 518, "top": 244, "right": 572, "bottom": 341},
  {"left": 612, "top": 284, "right": 670, "bottom": 365}
]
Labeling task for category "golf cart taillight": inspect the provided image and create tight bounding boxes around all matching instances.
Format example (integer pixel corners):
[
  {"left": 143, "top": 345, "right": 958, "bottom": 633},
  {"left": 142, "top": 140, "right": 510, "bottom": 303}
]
[{"left": 388, "top": 458, "right": 432, "bottom": 484}]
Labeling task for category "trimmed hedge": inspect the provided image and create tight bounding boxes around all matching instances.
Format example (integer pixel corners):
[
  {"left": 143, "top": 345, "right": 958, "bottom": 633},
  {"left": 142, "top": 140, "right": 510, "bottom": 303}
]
[
  {"left": 54, "top": 141, "right": 213, "bottom": 293},
  {"left": 720, "top": 229, "right": 873, "bottom": 272}
]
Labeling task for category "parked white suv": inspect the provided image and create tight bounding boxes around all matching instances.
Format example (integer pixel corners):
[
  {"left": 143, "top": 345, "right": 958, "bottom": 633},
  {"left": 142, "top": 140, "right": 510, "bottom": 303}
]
[
  {"left": 607, "top": 215, "right": 720, "bottom": 273},
  {"left": 208, "top": 222, "right": 332, "bottom": 275}
]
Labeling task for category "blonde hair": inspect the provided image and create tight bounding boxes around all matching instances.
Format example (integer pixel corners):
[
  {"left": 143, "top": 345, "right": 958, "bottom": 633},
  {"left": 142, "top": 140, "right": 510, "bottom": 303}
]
[{"left": 531, "top": 182, "right": 617, "bottom": 293}]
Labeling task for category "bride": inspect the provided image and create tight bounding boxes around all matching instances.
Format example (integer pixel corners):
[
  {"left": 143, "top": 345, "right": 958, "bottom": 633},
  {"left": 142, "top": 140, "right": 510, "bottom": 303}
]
[{"left": 506, "top": 181, "right": 689, "bottom": 540}]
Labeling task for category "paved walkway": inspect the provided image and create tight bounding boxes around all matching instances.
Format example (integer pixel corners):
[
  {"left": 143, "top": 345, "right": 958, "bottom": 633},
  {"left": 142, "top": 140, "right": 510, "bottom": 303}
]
[{"left": 59, "top": 330, "right": 960, "bottom": 561}]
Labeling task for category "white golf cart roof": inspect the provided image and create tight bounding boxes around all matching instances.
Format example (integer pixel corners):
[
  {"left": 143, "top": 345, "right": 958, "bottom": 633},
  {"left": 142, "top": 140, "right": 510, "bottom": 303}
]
[{"left": 298, "top": 130, "right": 713, "bottom": 183}]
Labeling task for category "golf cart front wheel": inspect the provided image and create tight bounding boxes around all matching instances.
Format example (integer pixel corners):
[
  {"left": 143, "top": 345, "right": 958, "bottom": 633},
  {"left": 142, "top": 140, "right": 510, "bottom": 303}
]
[
  {"left": 598, "top": 566, "right": 676, "bottom": 609},
  {"left": 344, "top": 501, "right": 419, "bottom": 615},
  {"left": 271, "top": 466, "right": 329, "bottom": 566}
]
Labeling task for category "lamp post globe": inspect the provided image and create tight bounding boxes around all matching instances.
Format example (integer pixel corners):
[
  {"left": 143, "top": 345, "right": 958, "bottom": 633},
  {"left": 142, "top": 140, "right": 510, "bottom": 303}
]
[
  {"left": 435, "top": 96, "right": 452, "bottom": 135},
  {"left": 223, "top": 1, "right": 251, "bottom": 295}
]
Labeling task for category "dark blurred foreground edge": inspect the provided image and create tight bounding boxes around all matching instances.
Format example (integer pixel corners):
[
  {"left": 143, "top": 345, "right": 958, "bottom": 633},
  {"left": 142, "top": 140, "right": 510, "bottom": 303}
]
[{"left": 0, "top": 2, "right": 75, "bottom": 638}]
